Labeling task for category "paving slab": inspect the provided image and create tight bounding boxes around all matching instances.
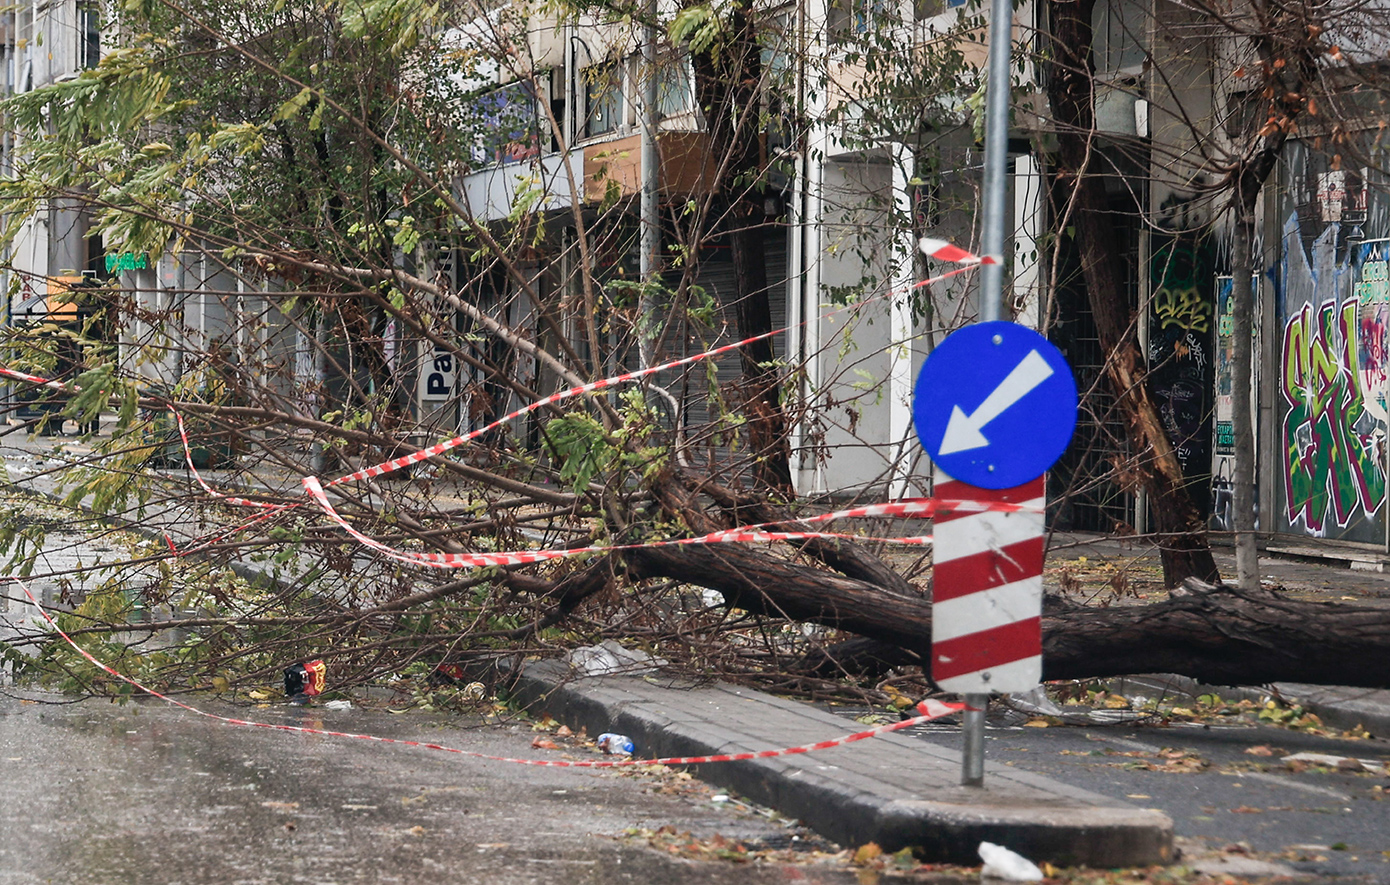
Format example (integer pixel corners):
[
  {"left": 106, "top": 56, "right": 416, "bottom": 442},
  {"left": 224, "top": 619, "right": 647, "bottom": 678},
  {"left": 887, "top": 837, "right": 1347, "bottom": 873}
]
[{"left": 511, "top": 660, "right": 1174, "bottom": 867}]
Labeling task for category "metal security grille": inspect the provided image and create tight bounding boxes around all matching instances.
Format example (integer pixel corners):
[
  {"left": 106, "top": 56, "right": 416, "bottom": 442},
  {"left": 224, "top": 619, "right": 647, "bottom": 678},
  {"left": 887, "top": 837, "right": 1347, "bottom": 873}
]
[{"left": 1046, "top": 197, "right": 1139, "bottom": 535}]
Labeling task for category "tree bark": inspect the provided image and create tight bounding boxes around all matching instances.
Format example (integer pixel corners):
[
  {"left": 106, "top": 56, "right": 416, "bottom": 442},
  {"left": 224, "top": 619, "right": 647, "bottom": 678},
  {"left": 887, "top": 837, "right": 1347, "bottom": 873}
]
[
  {"left": 1225, "top": 122, "right": 1293, "bottom": 590},
  {"left": 1046, "top": 0, "right": 1219, "bottom": 587},
  {"left": 627, "top": 542, "right": 1390, "bottom": 688}
]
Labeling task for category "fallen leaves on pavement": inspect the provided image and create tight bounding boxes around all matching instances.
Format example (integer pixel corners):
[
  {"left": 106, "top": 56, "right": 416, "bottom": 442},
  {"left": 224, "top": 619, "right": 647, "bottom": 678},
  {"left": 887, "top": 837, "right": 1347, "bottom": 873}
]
[{"left": 1060, "top": 746, "right": 1210, "bottom": 772}]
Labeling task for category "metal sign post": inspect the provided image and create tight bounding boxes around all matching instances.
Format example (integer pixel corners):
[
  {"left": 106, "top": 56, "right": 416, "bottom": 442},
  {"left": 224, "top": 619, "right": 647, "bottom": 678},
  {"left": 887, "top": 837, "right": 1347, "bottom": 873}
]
[
  {"left": 977, "top": 0, "right": 1014, "bottom": 328},
  {"left": 960, "top": 0, "right": 1018, "bottom": 787},
  {"left": 914, "top": 323, "right": 1075, "bottom": 787}
]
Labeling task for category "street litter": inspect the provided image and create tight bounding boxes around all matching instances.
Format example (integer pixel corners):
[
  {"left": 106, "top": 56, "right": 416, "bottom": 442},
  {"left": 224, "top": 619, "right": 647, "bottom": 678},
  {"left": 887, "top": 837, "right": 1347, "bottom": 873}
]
[
  {"left": 597, "top": 733, "right": 635, "bottom": 755},
  {"left": 567, "top": 640, "right": 668, "bottom": 676},
  {"left": 1281, "top": 752, "right": 1387, "bottom": 774},
  {"left": 430, "top": 663, "right": 468, "bottom": 685},
  {"left": 284, "top": 660, "right": 326, "bottom": 702},
  {"left": 979, "top": 842, "right": 1044, "bottom": 881},
  {"left": 1007, "top": 686, "right": 1063, "bottom": 717},
  {"left": 324, "top": 699, "right": 353, "bottom": 711}
]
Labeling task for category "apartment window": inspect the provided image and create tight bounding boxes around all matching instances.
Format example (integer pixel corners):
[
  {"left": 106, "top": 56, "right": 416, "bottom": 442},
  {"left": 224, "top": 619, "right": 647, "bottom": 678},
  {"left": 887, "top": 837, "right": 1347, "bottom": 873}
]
[
  {"left": 584, "top": 63, "right": 623, "bottom": 137},
  {"left": 78, "top": 1, "right": 99, "bottom": 70},
  {"left": 656, "top": 56, "right": 692, "bottom": 118},
  {"left": 828, "top": 0, "right": 891, "bottom": 37},
  {"left": 473, "top": 81, "right": 540, "bottom": 165},
  {"left": 548, "top": 67, "right": 566, "bottom": 152},
  {"left": 1222, "top": 89, "right": 1262, "bottom": 140},
  {"left": 1091, "top": 0, "right": 1146, "bottom": 76},
  {"left": 761, "top": 11, "right": 794, "bottom": 88}
]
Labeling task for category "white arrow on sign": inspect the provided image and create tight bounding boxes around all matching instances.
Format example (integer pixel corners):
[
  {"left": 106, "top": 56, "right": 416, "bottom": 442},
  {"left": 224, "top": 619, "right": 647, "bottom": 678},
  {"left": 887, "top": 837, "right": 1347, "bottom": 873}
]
[{"left": 938, "top": 349, "right": 1054, "bottom": 455}]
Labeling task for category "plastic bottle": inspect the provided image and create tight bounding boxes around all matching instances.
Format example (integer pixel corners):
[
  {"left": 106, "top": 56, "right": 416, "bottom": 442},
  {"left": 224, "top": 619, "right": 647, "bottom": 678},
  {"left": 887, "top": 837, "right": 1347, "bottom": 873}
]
[{"left": 596, "top": 733, "right": 635, "bottom": 755}]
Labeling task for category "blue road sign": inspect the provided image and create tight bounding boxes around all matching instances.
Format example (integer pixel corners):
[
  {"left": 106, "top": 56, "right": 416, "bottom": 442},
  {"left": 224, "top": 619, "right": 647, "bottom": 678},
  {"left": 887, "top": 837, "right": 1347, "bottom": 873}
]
[{"left": 913, "top": 321, "right": 1077, "bottom": 489}]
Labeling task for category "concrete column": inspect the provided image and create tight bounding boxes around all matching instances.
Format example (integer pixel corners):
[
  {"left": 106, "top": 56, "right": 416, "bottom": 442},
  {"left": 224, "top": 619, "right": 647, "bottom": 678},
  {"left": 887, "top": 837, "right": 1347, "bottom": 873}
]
[
  {"left": 889, "top": 142, "right": 917, "bottom": 498},
  {"left": 793, "top": 0, "right": 829, "bottom": 496},
  {"left": 1012, "top": 154, "right": 1044, "bottom": 330}
]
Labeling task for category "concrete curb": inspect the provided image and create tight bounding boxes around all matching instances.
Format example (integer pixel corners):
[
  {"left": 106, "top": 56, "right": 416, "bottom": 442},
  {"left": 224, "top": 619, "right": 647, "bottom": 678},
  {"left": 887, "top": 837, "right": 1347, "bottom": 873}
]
[
  {"left": 1266, "top": 683, "right": 1390, "bottom": 736},
  {"left": 1111, "top": 674, "right": 1390, "bottom": 737},
  {"left": 512, "top": 660, "right": 1173, "bottom": 867}
]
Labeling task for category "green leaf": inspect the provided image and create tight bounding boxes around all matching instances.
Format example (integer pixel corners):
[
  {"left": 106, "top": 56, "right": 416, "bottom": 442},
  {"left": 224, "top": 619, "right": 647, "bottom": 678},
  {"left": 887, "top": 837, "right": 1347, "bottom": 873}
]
[
  {"left": 545, "top": 414, "right": 612, "bottom": 492},
  {"left": 273, "top": 86, "right": 315, "bottom": 122},
  {"left": 670, "top": 5, "right": 723, "bottom": 55}
]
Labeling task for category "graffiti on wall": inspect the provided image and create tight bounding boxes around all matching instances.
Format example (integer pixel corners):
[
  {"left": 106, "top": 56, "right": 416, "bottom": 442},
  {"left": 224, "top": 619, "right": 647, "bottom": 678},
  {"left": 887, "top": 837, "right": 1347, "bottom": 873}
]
[
  {"left": 1281, "top": 297, "right": 1386, "bottom": 531},
  {"left": 1279, "top": 221, "right": 1389, "bottom": 535},
  {"left": 1354, "top": 246, "right": 1390, "bottom": 426},
  {"left": 1155, "top": 286, "right": 1210, "bottom": 333},
  {"left": 1149, "top": 228, "right": 1214, "bottom": 512},
  {"left": 1210, "top": 277, "right": 1244, "bottom": 532}
]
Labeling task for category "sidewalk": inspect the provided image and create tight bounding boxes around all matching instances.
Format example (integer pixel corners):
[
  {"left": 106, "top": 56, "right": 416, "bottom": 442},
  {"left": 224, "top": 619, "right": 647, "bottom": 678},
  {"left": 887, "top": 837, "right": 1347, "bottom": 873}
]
[
  {"left": 1051, "top": 531, "right": 1390, "bottom": 737},
  {"left": 511, "top": 660, "right": 1174, "bottom": 866}
]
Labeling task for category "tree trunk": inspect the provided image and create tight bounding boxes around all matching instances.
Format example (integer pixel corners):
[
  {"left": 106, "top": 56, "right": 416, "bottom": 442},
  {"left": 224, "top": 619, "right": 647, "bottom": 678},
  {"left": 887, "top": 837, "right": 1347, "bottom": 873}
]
[
  {"left": 1045, "top": 0, "right": 1219, "bottom": 587},
  {"left": 1225, "top": 137, "right": 1289, "bottom": 589},
  {"left": 627, "top": 542, "right": 1390, "bottom": 688}
]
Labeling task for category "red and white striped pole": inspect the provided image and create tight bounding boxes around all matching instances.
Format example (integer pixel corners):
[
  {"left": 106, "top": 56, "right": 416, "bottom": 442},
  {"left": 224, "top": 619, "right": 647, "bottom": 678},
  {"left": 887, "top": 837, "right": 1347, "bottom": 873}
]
[
  {"left": 932, "top": 472, "right": 1045, "bottom": 786},
  {"left": 931, "top": 474, "right": 1045, "bottom": 693}
]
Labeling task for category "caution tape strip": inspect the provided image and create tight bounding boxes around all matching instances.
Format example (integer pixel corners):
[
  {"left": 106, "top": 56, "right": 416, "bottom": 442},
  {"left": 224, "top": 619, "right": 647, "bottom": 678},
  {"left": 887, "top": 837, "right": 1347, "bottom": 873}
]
[
  {"left": 4, "top": 575, "right": 964, "bottom": 767},
  {"left": 919, "top": 237, "right": 1000, "bottom": 266},
  {"left": 302, "top": 476, "right": 1050, "bottom": 569},
  {"left": 303, "top": 474, "right": 936, "bottom": 568}
]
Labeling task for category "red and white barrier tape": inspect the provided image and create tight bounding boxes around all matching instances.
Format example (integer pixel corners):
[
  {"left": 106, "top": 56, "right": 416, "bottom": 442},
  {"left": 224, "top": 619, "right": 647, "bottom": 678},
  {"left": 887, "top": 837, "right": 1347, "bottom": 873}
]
[
  {"left": 0, "top": 366, "right": 57, "bottom": 387},
  {"left": 303, "top": 474, "right": 936, "bottom": 568},
  {"left": 319, "top": 247, "right": 988, "bottom": 489},
  {"left": 302, "top": 477, "right": 1053, "bottom": 569},
  {"left": 4, "top": 575, "right": 963, "bottom": 767},
  {"left": 919, "top": 237, "right": 1000, "bottom": 266}
]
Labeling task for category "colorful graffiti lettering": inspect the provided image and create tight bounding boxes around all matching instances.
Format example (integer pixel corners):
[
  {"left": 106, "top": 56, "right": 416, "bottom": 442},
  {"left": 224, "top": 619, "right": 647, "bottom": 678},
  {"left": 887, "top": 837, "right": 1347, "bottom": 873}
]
[
  {"left": 1281, "top": 298, "right": 1387, "bottom": 532},
  {"left": 1151, "top": 233, "right": 1212, "bottom": 333}
]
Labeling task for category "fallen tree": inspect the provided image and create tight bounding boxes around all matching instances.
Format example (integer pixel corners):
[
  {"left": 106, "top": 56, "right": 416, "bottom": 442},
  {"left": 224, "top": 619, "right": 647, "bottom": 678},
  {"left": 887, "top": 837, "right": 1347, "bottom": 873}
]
[
  {"left": 625, "top": 528, "right": 1390, "bottom": 691},
  {"left": 4, "top": 0, "right": 1390, "bottom": 704}
]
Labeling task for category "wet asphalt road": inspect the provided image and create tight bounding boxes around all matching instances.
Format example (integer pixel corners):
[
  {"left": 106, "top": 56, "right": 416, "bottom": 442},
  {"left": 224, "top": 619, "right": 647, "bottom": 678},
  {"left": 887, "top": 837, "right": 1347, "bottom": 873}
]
[
  {"left": 899, "top": 713, "right": 1390, "bottom": 881},
  {"left": 0, "top": 691, "right": 860, "bottom": 885}
]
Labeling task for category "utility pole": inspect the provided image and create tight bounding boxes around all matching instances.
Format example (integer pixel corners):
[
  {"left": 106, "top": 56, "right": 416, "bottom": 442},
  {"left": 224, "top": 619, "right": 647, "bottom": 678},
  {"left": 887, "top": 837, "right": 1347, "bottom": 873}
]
[{"left": 638, "top": 0, "right": 661, "bottom": 370}]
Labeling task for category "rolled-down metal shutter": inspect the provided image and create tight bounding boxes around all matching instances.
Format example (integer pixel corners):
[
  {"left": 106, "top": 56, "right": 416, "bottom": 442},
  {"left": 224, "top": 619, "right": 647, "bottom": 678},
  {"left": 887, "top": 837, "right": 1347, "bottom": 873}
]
[{"left": 655, "top": 229, "right": 788, "bottom": 466}]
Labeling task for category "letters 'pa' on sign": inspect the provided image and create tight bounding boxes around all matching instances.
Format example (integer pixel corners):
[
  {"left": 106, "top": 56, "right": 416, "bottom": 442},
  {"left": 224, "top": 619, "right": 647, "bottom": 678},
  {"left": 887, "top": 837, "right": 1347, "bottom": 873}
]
[{"left": 419, "top": 342, "right": 456, "bottom": 402}]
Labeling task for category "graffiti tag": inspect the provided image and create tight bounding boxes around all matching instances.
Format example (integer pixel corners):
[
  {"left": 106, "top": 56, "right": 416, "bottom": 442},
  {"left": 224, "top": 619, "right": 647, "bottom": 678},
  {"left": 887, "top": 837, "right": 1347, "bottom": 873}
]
[
  {"left": 1154, "top": 286, "right": 1210, "bottom": 332},
  {"left": 1356, "top": 255, "right": 1390, "bottom": 424}
]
